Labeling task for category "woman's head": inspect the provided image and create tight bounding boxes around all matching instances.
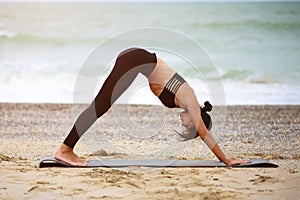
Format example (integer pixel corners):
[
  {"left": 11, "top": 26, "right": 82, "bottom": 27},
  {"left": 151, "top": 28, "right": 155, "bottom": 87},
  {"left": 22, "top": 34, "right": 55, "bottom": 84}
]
[
  {"left": 180, "top": 110, "right": 194, "bottom": 128},
  {"left": 178, "top": 101, "right": 212, "bottom": 139}
]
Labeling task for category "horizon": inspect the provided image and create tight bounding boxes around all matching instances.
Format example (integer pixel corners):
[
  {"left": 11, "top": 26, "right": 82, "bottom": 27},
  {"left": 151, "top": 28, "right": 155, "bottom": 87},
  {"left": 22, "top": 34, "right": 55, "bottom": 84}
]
[{"left": 0, "top": 0, "right": 300, "bottom": 2}]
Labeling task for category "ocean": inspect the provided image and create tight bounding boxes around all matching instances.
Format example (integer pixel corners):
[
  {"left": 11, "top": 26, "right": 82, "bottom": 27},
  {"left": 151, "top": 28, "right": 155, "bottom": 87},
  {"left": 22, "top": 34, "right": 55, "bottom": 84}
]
[{"left": 0, "top": 2, "right": 299, "bottom": 105}]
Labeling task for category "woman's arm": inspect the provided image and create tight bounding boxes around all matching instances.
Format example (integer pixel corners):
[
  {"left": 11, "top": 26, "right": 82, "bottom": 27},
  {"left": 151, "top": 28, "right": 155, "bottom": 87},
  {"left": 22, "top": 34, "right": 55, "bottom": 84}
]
[
  {"left": 186, "top": 99, "right": 229, "bottom": 164},
  {"left": 176, "top": 84, "right": 248, "bottom": 166}
]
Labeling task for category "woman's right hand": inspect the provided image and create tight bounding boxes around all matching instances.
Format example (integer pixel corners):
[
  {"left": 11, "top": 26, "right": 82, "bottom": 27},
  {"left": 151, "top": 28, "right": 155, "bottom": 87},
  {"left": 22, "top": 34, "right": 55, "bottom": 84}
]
[{"left": 225, "top": 157, "right": 249, "bottom": 167}]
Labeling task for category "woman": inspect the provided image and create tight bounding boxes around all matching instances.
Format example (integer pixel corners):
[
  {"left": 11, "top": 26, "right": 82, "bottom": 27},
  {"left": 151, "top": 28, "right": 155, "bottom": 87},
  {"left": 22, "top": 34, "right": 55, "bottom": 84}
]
[{"left": 55, "top": 48, "right": 248, "bottom": 166}]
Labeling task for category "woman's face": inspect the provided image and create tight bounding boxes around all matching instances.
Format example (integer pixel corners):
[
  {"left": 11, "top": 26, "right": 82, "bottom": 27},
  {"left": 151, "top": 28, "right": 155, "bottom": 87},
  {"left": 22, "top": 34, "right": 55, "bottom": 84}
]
[{"left": 180, "top": 110, "right": 194, "bottom": 128}]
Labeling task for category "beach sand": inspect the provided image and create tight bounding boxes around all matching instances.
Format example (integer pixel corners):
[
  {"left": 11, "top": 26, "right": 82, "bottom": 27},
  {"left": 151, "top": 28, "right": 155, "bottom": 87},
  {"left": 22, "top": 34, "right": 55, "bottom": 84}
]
[{"left": 0, "top": 103, "right": 299, "bottom": 199}]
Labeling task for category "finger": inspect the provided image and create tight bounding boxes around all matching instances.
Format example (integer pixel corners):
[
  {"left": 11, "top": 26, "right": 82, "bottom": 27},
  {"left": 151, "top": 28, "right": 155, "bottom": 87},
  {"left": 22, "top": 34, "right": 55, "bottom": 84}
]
[{"left": 240, "top": 160, "right": 250, "bottom": 164}]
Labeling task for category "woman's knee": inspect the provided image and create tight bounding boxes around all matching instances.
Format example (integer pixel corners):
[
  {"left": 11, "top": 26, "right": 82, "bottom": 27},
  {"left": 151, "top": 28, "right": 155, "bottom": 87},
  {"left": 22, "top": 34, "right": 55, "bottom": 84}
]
[{"left": 88, "top": 100, "right": 111, "bottom": 119}]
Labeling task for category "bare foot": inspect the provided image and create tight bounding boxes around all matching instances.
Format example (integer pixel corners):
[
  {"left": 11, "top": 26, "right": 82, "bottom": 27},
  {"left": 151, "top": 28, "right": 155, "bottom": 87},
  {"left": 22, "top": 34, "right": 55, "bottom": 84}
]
[{"left": 54, "top": 144, "right": 87, "bottom": 166}]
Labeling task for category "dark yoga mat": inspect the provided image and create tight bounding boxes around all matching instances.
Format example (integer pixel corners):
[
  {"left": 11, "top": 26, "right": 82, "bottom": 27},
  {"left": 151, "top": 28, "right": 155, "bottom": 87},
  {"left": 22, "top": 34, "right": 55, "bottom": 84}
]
[{"left": 39, "top": 157, "right": 278, "bottom": 168}]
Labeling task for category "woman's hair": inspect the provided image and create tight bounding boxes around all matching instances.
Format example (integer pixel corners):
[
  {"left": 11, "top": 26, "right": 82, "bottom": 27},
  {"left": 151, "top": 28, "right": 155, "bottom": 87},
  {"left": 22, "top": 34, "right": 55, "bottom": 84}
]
[
  {"left": 175, "top": 101, "right": 212, "bottom": 140},
  {"left": 201, "top": 101, "right": 213, "bottom": 131}
]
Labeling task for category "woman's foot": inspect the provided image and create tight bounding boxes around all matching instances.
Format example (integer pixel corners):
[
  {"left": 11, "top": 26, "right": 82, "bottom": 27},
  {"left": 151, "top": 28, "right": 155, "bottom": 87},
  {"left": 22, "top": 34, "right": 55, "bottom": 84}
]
[{"left": 54, "top": 144, "right": 87, "bottom": 166}]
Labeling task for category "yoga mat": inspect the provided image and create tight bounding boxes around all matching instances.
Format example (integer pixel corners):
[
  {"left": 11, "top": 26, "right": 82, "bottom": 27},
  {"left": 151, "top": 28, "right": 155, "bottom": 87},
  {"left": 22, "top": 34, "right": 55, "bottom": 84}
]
[{"left": 39, "top": 157, "right": 278, "bottom": 168}]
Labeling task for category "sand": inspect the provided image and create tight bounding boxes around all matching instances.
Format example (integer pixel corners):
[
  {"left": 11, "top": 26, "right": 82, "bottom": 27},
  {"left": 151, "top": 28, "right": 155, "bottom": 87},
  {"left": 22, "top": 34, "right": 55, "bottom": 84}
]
[{"left": 0, "top": 103, "right": 299, "bottom": 200}]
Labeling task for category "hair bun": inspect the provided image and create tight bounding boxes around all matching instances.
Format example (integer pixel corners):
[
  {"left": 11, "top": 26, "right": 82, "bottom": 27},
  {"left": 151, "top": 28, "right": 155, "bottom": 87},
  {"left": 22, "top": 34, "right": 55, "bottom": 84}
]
[{"left": 203, "top": 101, "right": 212, "bottom": 112}]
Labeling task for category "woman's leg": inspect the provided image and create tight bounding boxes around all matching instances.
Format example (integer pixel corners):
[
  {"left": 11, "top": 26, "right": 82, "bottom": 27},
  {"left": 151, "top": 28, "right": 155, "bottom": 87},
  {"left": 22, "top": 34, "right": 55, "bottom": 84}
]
[
  {"left": 63, "top": 59, "right": 141, "bottom": 149},
  {"left": 55, "top": 48, "right": 157, "bottom": 165}
]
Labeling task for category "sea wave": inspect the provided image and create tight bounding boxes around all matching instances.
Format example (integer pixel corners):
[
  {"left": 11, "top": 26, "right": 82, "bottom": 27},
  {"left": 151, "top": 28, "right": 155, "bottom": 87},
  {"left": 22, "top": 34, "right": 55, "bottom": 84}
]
[
  {"left": 220, "top": 69, "right": 252, "bottom": 80},
  {"left": 0, "top": 31, "right": 97, "bottom": 46},
  {"left": 200, "top": 20, "right": 300, "bottom": 31},
  {"left": 0, "top": 32, "right": 61, "bottom": 44},
  {"left": 216, "top": 68, "right": 281, "bottom": 84}
]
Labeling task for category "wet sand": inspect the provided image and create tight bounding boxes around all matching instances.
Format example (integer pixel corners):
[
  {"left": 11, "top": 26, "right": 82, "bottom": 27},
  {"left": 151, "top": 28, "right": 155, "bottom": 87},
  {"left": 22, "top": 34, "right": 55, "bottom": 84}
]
[{"left": 0, "top": 103, "right": 299, "bottom": 199}]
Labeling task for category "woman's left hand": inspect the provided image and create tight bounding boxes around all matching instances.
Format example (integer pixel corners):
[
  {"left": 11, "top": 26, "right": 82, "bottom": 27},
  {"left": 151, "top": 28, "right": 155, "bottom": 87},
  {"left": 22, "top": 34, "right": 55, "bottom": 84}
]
[{"left": 225, "top": 157, "right": 250, "bottom": 167}]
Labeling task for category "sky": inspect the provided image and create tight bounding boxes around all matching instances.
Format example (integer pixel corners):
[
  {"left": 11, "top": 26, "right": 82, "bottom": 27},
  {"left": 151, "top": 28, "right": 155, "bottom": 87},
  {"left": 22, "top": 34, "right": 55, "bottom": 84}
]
[{"left": 0, "top": 0, "right": 299, "bottom": 2}]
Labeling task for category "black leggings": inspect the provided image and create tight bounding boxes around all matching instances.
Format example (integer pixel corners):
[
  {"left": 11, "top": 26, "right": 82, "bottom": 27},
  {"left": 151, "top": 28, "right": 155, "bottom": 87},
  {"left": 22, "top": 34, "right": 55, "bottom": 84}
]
[{"left": 63, "top": 48, "right": 157, "bottom": 148}]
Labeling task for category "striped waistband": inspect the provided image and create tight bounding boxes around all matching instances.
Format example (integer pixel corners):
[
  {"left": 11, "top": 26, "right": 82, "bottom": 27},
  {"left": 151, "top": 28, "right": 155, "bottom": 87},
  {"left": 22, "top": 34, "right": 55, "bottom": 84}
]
[{"left": 164, "top": 73, "right": 186, "bottom": 94}]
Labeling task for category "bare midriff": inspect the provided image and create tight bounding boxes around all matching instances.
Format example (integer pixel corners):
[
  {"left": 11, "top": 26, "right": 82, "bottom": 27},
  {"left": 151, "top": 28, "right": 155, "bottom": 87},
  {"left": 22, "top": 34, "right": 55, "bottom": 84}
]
[
  {"left": 148, "top": 58, "right": 186, "bottom": 108},
  {"left": 148, "top": 58, "right": 176, "bottom": 97}
]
